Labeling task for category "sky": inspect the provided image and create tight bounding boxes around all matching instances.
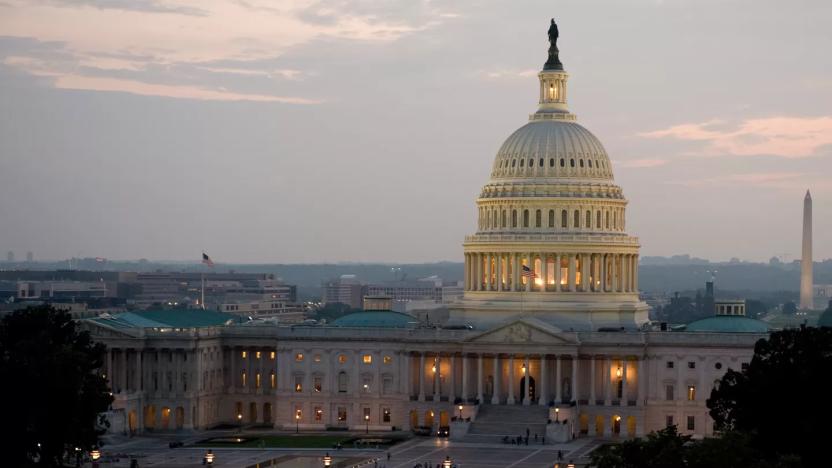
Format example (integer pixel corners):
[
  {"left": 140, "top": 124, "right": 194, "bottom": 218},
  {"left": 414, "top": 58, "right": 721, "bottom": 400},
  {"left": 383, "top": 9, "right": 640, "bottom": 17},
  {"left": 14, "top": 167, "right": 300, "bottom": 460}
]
[{"left": 1, "top": 0, "right": 830, "bottom": 264}]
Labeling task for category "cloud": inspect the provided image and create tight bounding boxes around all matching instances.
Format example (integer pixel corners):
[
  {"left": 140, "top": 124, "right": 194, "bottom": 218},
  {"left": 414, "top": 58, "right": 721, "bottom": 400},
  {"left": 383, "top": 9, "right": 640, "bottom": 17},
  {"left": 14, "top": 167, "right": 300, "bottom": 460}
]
[
  {"left": 479, "top": 69, "right": 538, "bottom": 80},
  {"left": 615, "top": 158, "right": 668, "bottom": 168},
  {"left": 670, "top": 171, "right": 807, "bottom": 189},
  {"left": 41, "top": 0, "right": 207, "bottom": 16},
  {"left": 639, "top": 116, "right": 832, "bottom": 158}
]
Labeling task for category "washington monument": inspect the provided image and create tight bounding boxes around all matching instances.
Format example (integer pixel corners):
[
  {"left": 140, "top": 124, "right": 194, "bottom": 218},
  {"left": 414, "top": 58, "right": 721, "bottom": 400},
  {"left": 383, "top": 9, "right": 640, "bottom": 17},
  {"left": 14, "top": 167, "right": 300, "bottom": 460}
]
[{"left": 800, "top": 190, "right": 813, "bottom": 310}]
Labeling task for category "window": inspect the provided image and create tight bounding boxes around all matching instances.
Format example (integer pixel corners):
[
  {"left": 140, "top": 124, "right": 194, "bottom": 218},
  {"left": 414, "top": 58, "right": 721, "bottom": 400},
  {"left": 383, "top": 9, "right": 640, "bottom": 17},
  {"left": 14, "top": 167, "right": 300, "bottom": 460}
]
[
  {"left": 383, "top": 408, "right": 391, "bottom": 423},
  {"left": 338, "top": 354, "right": 347, "bottom": 364},
  {"left": 665, "top": 384, "right": 674, "bottom": 401},
  {"left": 362, "top": 376, "right": 372, "bottom": 393},
  {"left": 596, "top": 211, "right": 601, "bottom": 228},
  {"left": 338, "top": 407, "right": 347, "bottom": 422},
  {"left": 511, "top": 159, "right": 516, "bottom": 167},
  {"left": 687, "top": 416, "right": 695, "bottom": 431},
  {"left": 270, "top": 351, "right": 276, "bottom": 360},
  {"left": 688, "top": 361, "right": 695, "bottom": 369},
  {"left": 294, "top": 375, "right": 303, "bottom": 393},
  {"left": 561, "top": 210, "right": 567, "bottom": 228},
  {"left": 520, "top": 159, "right": 524, "bottom": 167},
  {"left": 241, "top": 351, "right": 247, "bottom": 359},
  {"left": 315, "top": 406, "right": 323, "bottom": 422},
  {"left": 573, "top": 210, "right": 580, "bottom": 228},
  {"left": 715, "top": 362, "right": 722, "bottom": 370},
  {"left": 295, "top": 353, "right": 304, "bottom": 362},
  {"left": 363, "top": 354, "right": 373, "bottom": 364},
  {"left": 549, "top": 158, "right": 554, "bottom": 167},
  {"left": 529, "top": 158, "right": 533, "bottom": 167},
  {"left": 338, "top": 372, "right": 348, "bottom": 393},
  {"left": 523, "top": 210, "right": 529, "bottom": 227},
  {"left": 741, "top": 363, "right": 749, "bottom": 371},
  {"left": 560, "top": 158, "right": 565, "bottom": 167},
  {"left": 605, "top": 212, "right": 610, "bottom": 229},
  {"left": 548, "top": 210, "right": 555, "bottom": 227},
  {"left": 666, "top": 415, "right": 674, "bottom": 427},
  {"left": 579, "top": 159, "right": 584, "bottom": 167},
  {"left": 314, "top": 354, "right": 322, "bottom": 362},
  {"left": 255, "top": 372, "right": 261, "bottom": 389},
  {"left": 570, "top": 158, "right": 575, "bottom": 167},
  {"left": 383, "top": 356, "right": 392, "bottom": 364},
  {"left": 383, "top": 376, "right": 393, "bottom": 395},
  {"left": 314, "top": 376, "right": 322, "bottom": 393},
  {"left": 588, "top": 159, "right": 593, "bottom": 168},
  {"left": 535, "top": 210, "right": 542, "bottom": 228},
  {"left": 501, "top": 210, "right": 506, "bottom": 228},
  {"left": 363, "top": 407, "right": 371, "bottom": 421},
  {"left": 241, "top": 370, "right": 247, "bottom": 387},
  {"left": 687, "top": 386, "right": 696, "bottom": 401},
  {"left": 586, "top": 210, "right": 591, "bottom": 228},
  {"left": 512, "top": 210, "right": 517, "bottom": 228},
  {"left": 666, "top": 361, "right": 674, "bottom": 369},
  {"left": 255, "top": 351, "right": 261, "bottom": 359},
  {"left": 270, "top": 371, "right": 276, "bottom": 389},
  {"left": 539, "top": 158, "right": 544, "bottom": 167}
]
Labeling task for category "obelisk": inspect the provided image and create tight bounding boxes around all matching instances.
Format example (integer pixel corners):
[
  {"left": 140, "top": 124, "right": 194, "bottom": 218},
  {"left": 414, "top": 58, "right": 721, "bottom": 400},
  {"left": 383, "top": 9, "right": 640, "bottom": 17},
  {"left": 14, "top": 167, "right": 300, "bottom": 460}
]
[{"left": 800, "top": 190, "right": 813, "bottom": 310}]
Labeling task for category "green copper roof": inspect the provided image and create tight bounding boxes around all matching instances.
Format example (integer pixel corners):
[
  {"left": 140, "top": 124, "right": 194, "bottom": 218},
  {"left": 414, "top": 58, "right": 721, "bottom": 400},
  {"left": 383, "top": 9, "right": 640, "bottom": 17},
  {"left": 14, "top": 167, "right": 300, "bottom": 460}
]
[
  {"left": 684, "top": 315, "right": 770, "bottom": 333},
  {"left": 332, "top": 310, "right": 418, "bottom": 328},
  {"left": 89, "top": 309, "right": 243, "bottom": 329}
]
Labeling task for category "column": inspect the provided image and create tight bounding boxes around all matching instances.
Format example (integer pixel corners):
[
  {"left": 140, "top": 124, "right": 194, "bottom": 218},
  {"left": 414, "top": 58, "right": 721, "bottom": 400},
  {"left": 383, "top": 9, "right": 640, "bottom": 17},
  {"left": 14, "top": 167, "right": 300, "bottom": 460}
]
[
  {"left": 120, "top": 350, "right": 127, "bottom": 393},
  {"left": 403, "top": 352, "right": 412, "bottom": 398},
  {"left": 539, "top": 355, "right": 548, "bottom": 406},
  {"left": 554, "top": 254, "right": 561, "bottom": 291},
  {"left": 525, "top": 254, "right": 532, "bottom": 292},
  {"left": 522, "top": 355, "right": 531, "bottom": 405},
  {"left": 106, "top": 349, "right": 113, "bottom": 388},
  {"left": 135, "top": 350, "right": 142, "bottom": 392},
  {"left": 462, "top": 354, "right": 469, "bottom": 403},
  {"left": 571, "top": 355, "right": 578, "bottom": 402},
  {"left": 474, "top": 254, "right": 481, "bottom": 291},
  {"left": 637, "top": 357, "right": 645, "bottom": 407},
  {"left": 555, "top": 356, "right": 562, "bottom": 403},
  {"left": 590, "top": 356, "right": 596, "bottom": 404},
  {"left": 418, "top": 353, "right": 425, "bottom": 401},
  {"left": 634, "top": 255, "right": 640, "bottom": 291},
  {"left": 448, "top": 354, "right": 456, "bottom": 403},
  {"left": 612, "top": 254, "right": 619, "bottom": 292},
  {"left": 433, "top": 355, "right": 441, "bottom": 401},
  {"left": 620, "top": 359, "right": 628, "bottom": 406},
  {"left": 484, "top": 253, "right": 492, "bottom": 291},
  {"left": 496, "top": 253, "right": 503, "bottom": 291},
  {"left": 600, "top": 254, "right": 607, "bottom": 292},
  {"left": 491, "top": 355, "right": 500, "bottom": 404},
  {"left": 507, "top": 355, "right": 516, "bottom": 404},
  {"left": 594, "top": 254, "right": 601, "bottom": 292},
  {"left": 477, "top": 354, "right": 484, "bottom": 403},
  {"left": 567, "top": 254, "right": 576, "bottom": 291},
  {"left": 604, "top": 357, "right": 612, "bottom": 405},
  {"left": 582, "top": 253, "right": 590, "bottom": 292},
  {"left": 541, "top": 253, "right": 548, "bottom": 292}
]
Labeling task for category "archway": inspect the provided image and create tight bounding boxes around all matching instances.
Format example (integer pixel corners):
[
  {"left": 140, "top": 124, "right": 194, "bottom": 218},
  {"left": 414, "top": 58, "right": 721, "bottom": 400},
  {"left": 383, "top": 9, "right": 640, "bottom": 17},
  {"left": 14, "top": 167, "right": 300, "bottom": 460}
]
[
  {"left": 424, "top": 410, "right": 434, "bottom": 428},
  {"left": 174, "top": 407, "right": 184, "bottom": 430},
  {"left": 594, "top": 415, "right": 604, "bottom": 437},
  {"left": 144, "top": 405, "right": 156, "bottom": 430},
  {"left": 128, "top": 410, "right": 138, "bottom": 434},
  {"left": 410, "top": 410, "right": 418, "bottom": 430},
  {"left": 439, "top": 410, "right": 449, "bottom": 427},
  {"left": 160, "top": 407, "right": 171, "bottom": 430},
  {"left": 612, "top": 415, "right": 621, "bottom": 436},
  {"left": 626, "top": 416, "right": 637, "bottom": 437},
  {"left": 520, "top": 376, "right": 536, "bottom": 402},
  {"left": 249, "top": 402, "right": 257, "bottom": 423},
  {"left": 579, "top": 413, "right": 589, "bottom": 435},
  {"left": 264, "top": 403, "right": 272, "bottom": 424}
]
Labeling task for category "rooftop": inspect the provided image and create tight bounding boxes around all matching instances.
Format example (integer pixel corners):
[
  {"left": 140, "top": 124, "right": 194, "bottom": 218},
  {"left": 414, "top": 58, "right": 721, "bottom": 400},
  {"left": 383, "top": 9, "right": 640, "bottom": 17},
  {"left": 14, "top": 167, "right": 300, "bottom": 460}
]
[
  {"left": 684, "top": 315, "right": 770, "bottom": 333},
  {"left": 88, "top": 308, "right": 244, "bottom": 329}
]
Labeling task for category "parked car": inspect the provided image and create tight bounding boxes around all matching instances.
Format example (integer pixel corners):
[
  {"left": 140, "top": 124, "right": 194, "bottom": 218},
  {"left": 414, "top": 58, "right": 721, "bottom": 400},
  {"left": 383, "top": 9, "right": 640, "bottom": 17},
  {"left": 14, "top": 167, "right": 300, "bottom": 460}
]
[{"left": 437, "top": 426, "right": 450, "bottom": 437}]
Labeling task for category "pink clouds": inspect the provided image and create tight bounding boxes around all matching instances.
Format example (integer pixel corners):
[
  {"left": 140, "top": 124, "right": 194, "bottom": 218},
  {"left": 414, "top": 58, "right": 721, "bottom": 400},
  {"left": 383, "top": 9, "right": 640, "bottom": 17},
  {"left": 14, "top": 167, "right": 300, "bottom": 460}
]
[
  {"left": 639, "top": 116, "right": 832, "bottom": 158},
  {"left": 616, "top": 158, "right": 668, "bottom": 168}
]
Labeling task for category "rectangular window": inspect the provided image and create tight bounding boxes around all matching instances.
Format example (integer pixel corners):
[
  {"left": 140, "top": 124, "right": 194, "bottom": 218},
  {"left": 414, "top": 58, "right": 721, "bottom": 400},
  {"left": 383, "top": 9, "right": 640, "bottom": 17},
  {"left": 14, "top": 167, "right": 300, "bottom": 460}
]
[
  {"left": 688, "top": 361, "right": 695, "bottom": 369},
  {"left": 383, "top": 356, "right": 392, "bottom": 364},
  {"left": 313, "top": 376, "right": 322, "bottom": 393},
  {"left": 363, "top": 407, "right": 371, "bottom": 422},
  {"left": 687, "top": 415, "right": 695, "bottom": 431},
  {"left": 241, "top": 370, "right": 247, "bottom": 387},
  {"left": 314, "top": 354, "right": 322, "bottom": 362},
  {"left": 241, "top": 351, "right": 247, "bottom": 359},
  {"left": 255, "top": 373, "right": 261, "bottom": 389},
  {"left": 338, "top": 354, "right": 347, "bottom": 364},
  {"left": 363, "top": 354, "right": 372, "bottom": 364},
  {"left": 741, "top": 362, "right": 749, "bottom": 371},
  {"left": 687, "top": 386, "right": 696, "bottom": 401},
  {"left": 665, "top": 384, "right": 674, "bottom": 401},
  {"left": 270, "top": 372, "right": 276, "bottom": 389},
  {"left": 315, "top": 406, "right": 323, "bottom": 422},
  {"left": 295, "top": 408, "right": 302, "bottom": 422},
  {"left": 383, "top": 408, "right": 391, "bottom": 423},
  {"left": 294, "top": 375, "right": 303, "bottom": 393},
  {"left": 666, "top": 361, "right": 674, "bottom": 369},
  {"left": 270, "top": 351, "right": 276, "bottom": 360},
  {"left": 362, "top": 377, "right": 371, "bottom": 393},
  {"left": 338, "top": 407, "right": 347, "bottom": 422},
  {"left": 666, "top": 415, "right": 674, "bottom": 427},
  {"left": 295, "top": 353, "right": 304, "bottom": 362},
  {"left": 255, "top": 351, "right": 261, "bottom": 359},
  {"left": 383, "top": 377, "right": 393, "bottom": 395}
]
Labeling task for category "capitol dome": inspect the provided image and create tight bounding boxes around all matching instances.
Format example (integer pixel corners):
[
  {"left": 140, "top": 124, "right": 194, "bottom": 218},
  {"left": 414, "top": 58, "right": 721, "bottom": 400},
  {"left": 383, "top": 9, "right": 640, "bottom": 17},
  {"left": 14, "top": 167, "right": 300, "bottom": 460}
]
[{"left": 451, "top": 29, "right": 648, "bottom": 331}]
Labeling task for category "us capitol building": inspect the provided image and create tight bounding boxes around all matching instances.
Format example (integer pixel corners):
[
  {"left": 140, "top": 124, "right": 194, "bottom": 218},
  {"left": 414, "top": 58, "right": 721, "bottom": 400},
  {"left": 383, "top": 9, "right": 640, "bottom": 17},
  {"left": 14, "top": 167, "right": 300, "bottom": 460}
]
[{"left": 84, "top": 22, "right": 769, "bottom": 442}]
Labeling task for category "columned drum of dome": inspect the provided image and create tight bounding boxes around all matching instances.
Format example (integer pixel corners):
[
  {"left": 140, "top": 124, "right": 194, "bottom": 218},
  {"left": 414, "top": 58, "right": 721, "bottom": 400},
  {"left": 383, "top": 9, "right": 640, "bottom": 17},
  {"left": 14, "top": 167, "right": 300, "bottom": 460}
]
[{"left": 451, "top": 27, "right": 648, "bottom": 330}]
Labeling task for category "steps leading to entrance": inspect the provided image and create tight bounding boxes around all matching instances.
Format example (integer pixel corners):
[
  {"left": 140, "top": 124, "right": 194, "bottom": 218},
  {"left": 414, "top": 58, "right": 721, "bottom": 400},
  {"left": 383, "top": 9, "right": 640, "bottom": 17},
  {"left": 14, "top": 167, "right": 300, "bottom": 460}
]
[{"left": 467, "top": 404, "right": 549, "bottom": 438}]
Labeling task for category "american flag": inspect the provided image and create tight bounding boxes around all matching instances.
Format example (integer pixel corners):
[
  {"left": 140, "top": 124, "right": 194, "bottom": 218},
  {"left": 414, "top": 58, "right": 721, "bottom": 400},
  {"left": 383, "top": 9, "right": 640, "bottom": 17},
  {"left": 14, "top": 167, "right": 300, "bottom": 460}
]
[
  {"left": 202, "top": 252, "right": 215, "bottom": 267},
  {"left": 521, "top": 265, "right": 537, "bottom": 278}
]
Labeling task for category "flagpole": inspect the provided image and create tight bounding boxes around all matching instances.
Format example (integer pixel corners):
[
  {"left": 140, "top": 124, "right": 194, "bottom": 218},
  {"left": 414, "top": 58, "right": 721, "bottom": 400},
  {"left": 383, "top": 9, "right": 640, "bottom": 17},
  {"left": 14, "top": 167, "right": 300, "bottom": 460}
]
[{"left": 201, "top": 271, "right": 205, "bottom": 310}]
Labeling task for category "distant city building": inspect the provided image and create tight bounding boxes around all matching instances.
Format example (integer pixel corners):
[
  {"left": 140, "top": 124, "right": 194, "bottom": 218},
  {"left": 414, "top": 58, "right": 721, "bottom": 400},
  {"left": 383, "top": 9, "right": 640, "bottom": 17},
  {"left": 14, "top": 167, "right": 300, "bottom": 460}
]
[
  {"left": 216, "top": 299, "right": 304, "bottom": 323},
  {"left": 322, "top": 275, "right": 364, "bottom": 309},
  {"left": 814, "top": 284, "right": 832, "bottom": 310},
  {"left": 26, "top": 251, "right": 33, "bottom": 262},
  {"left": 6, "top": 251, "right": 13, "bottom": 263}
]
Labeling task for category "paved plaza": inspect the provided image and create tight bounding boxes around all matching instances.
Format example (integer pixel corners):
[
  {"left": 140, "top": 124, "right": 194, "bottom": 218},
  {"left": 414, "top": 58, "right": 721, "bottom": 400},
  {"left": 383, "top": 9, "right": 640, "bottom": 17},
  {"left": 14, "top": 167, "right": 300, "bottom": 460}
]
[{"left": 97, "top": 432, "right": 599, "bottom": 468}]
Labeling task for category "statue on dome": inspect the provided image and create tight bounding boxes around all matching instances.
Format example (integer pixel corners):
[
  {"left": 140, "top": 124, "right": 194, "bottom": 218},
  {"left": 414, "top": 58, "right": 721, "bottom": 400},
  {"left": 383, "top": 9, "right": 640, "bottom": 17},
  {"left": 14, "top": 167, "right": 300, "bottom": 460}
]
[{"left": 544, "top": 18, "right": 563, "bottom": 70}]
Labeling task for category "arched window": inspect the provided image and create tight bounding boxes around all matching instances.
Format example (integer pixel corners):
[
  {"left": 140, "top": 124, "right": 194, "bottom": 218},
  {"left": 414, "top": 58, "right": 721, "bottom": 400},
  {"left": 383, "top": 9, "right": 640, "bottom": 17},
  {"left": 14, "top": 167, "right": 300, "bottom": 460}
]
[
  {"left": 586, "top": 210, "right": 591, "bottom": 228},
  {"left": 512, "top": 210, "right": 518, "bottom": 228},
  {"left": 520, "top": 159, "right": 525, "bottom": 167},
  {"left": 574, "top": 210, "right": 580, "bottom": 227},
  {"left": 486, "top": 210, "right": 491, "bottom": 229},
  {"left": 596, "top": 211, "right": 601, "bottom": 228},
  {"left": 588, "top": 160, "right": 593, "bottom": 168},
  {"left": 523, "top": 209, "right": 530, "bottom": 228},
  {"left": 535, "top": 210, "right": 542, "bottom": 228},
  {"left": 561, "top": 210, "right": 568, "bottom": 228},
  {"left": 548, "top": 210, "right": 555, "bottom": 227},
  {"left": 570, "top": 158, "right": 575, "bottom": 167},
  {"left": 549, "top": 158, "right": 555, "bottom": 167},
  {"left": 512, "top": 159, "right": 516, "bottom": 167},
  {"left": 605, "top": 211, "right": 610, "bottom": 229},
  {"left": 579, "top": 159, "right": 584, "bottom": 168},
  {"left": 560, "top": 158, "right": 565, "bottom": 167},
  {"left": 529, "top": 159, "right": 534, "bottom": 167},
  {"left": 338, "top": 372, "right": 348, "bottom": 393},
  {"left": 614, "top": 211, "right": 618, "bottom": 230},
  {"left": 501, "top": 210, "right": 507, "bottom": 228},
  {"left": 539, "top": 158, "right": 544, "bottom": 167}
]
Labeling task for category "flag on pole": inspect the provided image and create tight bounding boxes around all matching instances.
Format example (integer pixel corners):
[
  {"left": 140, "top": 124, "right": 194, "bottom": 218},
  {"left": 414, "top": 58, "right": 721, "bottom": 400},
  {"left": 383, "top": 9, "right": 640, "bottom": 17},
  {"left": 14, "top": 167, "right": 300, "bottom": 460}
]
[
  {"left": 202, "top": 252, "right": 215, "bottom": 267},
  {"left": 521, "top": 265, "right": 537, "bottom": 278}
]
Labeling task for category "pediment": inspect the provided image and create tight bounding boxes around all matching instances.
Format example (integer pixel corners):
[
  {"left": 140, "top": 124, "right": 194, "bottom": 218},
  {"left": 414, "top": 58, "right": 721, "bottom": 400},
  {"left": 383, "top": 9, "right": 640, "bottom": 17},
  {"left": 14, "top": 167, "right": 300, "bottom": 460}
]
[{"left": 465, "top": 316, "right": 576, "bottom": 345}]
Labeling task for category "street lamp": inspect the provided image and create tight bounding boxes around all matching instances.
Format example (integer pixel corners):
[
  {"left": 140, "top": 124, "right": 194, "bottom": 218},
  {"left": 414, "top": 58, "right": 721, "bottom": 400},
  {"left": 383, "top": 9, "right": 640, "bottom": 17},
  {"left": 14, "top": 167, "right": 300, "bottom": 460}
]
[
  {"left": 323, "top": 453, "right": 332, "bottom": 467},
  {"left": 555, "top": 407, "right": 560, "bottom": 422},
  {"left": 364, "top": 414, "right": 370, "bottom": 434},
  {"left": 90, "top": 448, "right": 101, "bottom": 468},
  {"left": 237, "top": 412, "right": 243, "bottom": 433},
  {"left": 442, "top": 455, "right": 452, "bottom": 468},
  {"left": 205, "top": 449, "right": 214, "bottom": 466},
  {"left": 458, "top": 404, "right": 463, "bottom": 419},
  {"left": 296, "top": 412, "right": 301, "bottom": 433}
]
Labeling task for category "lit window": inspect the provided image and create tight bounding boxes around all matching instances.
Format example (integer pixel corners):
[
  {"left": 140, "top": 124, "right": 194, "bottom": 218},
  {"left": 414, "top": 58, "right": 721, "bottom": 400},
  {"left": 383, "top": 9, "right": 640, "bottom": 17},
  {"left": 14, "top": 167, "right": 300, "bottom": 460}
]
[
  {"left": 241, "top": 371, "right": 247, "bottom": 387},
  {"left": 314, "top": 376, "right": 322, "bottom": 393},
  {"left": 295, "top": 408, "right": 302, "bottom": 421},
  {"left": 338, "top": 354, "right": 347, "bottom": 364},
  {"left": 294, "top": 375, "right": 303, "bottom": 392},
  {"left": 270, "top": 371, "right": 276, "bottom": 389},
  {"left": 383, "top": 356, "right": 392, "bottom": 364},
  {"left": 314, "top": 354, "right": 322, "bottom": 362},
  {"left": 270, "top": 351, "right": 276, "bottom": 360},
  {"left": 255, "top": 373, "right": 261, "bottom": 389},
  {"left": 241, "top": 351, "right": 247, "bottom": 359},
  {"left": 315, "top": 407, "right": 323, "bottom": 422},
  {"left": 383, "top": 408, "right": 391, "bottom": 423},
  {"left": 363, "top": 355, "right": 372, "bottom": 364},
  {"left": 295, "top": 353, "right": 304, "bottom": 362},
  {"left": 338, "top": 407, "right": 347, "bottom": 422},
  {"left": 255, "top": 351, "right": 261, "bottom": 359},
  {"left": 338, "top": 372, "right": 348, "bottom": 393},
  {"left": 687, "top": 386, "right": 696, "bottom": 401}
]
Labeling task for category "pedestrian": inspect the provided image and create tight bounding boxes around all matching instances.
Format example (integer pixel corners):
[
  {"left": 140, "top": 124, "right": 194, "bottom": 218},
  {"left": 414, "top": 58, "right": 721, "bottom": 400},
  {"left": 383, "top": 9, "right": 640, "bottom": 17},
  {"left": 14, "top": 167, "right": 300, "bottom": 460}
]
[
  {"left": 534, "top": 433, "right": 538, "bottom": 441},
  {"left": 557, "top": 450, "right": 563, "bottom": 461},
  {"left": 388, "top": 452, "right": 391, "bottom": 461},
  {"left": 542, "top": 435, "right": 546, "bottom": 445},
  {"left": 526, "top": 427, "right": 530, "bottom": 438},
  {"left": 525, "top": 436, "right": 529, "bottom": 445}
]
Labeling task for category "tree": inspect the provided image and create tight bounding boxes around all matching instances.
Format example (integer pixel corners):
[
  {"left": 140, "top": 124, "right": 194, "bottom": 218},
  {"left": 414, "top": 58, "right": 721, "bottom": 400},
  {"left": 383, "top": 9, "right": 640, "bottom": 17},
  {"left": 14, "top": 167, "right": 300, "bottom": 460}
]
[
  {"left": 708, "top": 327, "right": 832, "bottom": 467},
  {"left": 590, "top": 426, "right": 689, "bottom": 468},
  {"left": 781, "top": 301, "right": 797, "bottom": 315},
  {"left": 0, "top": 306, "right": 113, "bottom": 466}
]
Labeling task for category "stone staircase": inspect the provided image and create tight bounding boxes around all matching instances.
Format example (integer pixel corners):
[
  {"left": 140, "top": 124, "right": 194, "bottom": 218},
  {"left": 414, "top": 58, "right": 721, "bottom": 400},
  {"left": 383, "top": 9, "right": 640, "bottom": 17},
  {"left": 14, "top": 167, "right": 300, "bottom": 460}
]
[{"left": 465, "top": 404, "right": 549, "bottom": 443}]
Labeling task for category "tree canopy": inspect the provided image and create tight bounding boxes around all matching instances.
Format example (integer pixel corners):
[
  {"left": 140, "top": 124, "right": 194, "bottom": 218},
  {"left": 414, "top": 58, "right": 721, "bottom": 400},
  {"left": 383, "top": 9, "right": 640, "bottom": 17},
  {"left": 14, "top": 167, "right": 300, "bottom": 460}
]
[{"left": 0, "top": 306, "right": 112, "bottom": 466}]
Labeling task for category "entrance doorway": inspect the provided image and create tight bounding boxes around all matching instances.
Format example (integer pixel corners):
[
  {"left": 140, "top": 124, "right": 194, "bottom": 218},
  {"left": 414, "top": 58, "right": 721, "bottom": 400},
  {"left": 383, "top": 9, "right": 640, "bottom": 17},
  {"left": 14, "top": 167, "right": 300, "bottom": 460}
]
[{"left": 520, "top": 376, "right": 536, "bottom": 401}]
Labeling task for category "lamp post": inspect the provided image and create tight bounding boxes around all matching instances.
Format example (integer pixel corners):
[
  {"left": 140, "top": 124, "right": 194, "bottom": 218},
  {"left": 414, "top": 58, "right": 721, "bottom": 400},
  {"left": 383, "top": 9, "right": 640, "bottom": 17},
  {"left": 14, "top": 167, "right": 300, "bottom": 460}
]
[
  {"left": 458, "top": 404, "right": 463, "bottom": 419},
  {"left": 90, "top": 448, "right": 101, "bottom": 468},
  {"left": 323, "top": 452, "right": 332, "bottom": 467},
  {"left": 555, "top": 407, "right": 560, "bottom": 422},
  {"left": 296, "top": 413, "right": 300, "bottom": 433},
  {"left": 237, "top": 412, "right": 243, "bottom": 433},
  {"left": 205, "top": 449, "right": 214, "bottom": 466},
  {"left": 442, "top": 455, "right": 452, "bottom": 468},
  {"left": 364, "top": 414, "right": 370, "bottom": 434}
]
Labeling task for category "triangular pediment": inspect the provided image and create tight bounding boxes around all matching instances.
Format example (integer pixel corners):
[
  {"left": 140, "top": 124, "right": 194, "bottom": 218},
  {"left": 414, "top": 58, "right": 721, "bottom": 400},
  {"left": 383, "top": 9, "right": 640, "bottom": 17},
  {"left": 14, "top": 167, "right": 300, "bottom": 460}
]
[{"left": 465, "top": 316, "right": 577, "bottom": 344}]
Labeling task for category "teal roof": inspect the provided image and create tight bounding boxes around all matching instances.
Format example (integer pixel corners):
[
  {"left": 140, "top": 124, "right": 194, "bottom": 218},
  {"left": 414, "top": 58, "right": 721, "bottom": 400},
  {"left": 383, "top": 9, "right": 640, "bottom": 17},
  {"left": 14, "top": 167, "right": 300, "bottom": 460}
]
[
  {"left": 684, "top": 315, "right": 770, "bottom": 333},
  {"left": 332, "top": 310, "right": 418, "bottom": 328},
  {"left": 89, "top": 309, "right": 243, "bottom": 329}
]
